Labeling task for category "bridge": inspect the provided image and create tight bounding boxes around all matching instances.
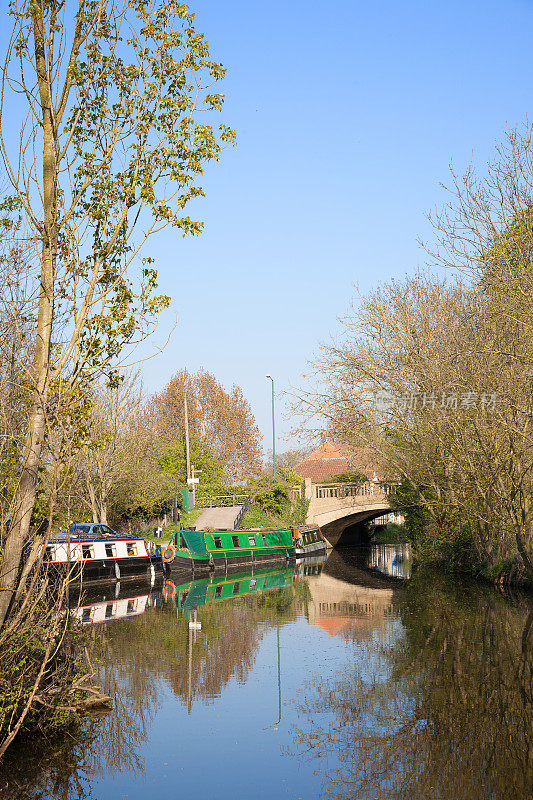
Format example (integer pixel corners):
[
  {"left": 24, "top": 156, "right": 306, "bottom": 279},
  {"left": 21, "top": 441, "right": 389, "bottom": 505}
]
[
  {"left": 192, "top": 481, "right": 394, "bottom": 547},
  {"left": 304, "top": 479, "right": 394, "bottom": 547}
]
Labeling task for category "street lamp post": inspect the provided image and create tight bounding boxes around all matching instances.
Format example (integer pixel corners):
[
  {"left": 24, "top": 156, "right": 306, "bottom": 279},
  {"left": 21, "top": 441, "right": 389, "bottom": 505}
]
[{"left": 266, "top": 375, "right": 275, "bottom": 478}]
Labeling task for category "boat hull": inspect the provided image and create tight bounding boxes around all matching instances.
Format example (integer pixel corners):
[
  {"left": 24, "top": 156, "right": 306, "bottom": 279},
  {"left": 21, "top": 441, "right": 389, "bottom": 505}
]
[
  {"left": 164, "top": 549, "right": 294, "bottom": 574},
  {"left": 46, "top": 556, "right": 162, "bottom": 584},
  {"left": 295, "top": 540, "right": 327, "bottom": 557},
  {"left": 41, "top": 532, "right": 164, "bottom": 585}
]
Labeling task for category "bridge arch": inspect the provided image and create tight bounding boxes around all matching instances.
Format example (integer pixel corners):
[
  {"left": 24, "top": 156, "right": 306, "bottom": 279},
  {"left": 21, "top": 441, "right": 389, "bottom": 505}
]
[{"left": 305, "top": 480, "right": 394, "bottom": 548}]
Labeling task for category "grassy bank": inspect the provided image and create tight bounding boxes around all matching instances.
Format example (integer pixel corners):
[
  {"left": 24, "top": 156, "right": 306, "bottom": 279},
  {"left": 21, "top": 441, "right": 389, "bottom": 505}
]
[
  {"left": 142, "top": 508, "right": 204, "bottom": 545},
  {"left": 240, "top": 498, "right": 309, "bottom": 530}
]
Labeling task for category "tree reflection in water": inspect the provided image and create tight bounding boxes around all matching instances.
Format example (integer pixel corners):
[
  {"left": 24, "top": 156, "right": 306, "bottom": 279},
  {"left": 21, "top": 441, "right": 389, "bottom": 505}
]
[
  {"left": 0, "top": 582, "right": 303, "bottom": 799},
  {"left": 292, "top": 575, "right": 533, "bottom": 800}
]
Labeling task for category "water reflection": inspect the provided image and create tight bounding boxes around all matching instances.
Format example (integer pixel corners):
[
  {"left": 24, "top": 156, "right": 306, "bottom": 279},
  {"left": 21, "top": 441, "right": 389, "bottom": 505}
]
[
  {"left": 167, "top": 565, "right": 296, "bottom": 620},
  {"left": 73, "top": 589, "right": 152, "bottom": 625},
  {"left": 368, "top": 542, "right": 411, "bottom": 578},
  {"left": 292, "top": 572, "right": 533, "bottom": 800},
  {"left": 1, "top": 547, "right": 532, "bottom": 800}
]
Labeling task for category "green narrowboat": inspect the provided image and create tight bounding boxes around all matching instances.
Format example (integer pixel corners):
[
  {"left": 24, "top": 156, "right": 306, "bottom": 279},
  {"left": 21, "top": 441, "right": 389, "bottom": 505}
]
[
  {"left": 162, "top": 527, "right": 296, "bottom": 573},
  {"left": 292, "top": 525, "right": 327, "bottom": 558},
  {"left": 162, "top": 565, "right": 295, "bottom": 617}
]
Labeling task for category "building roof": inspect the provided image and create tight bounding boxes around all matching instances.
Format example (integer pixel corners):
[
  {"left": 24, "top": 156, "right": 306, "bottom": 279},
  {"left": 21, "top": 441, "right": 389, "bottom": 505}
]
[
  {"left": 294, "top": 441, "right": 389, "bottom": 483},
  {"left": 317, "top": 616, "right": 351, "bottom": 636}
]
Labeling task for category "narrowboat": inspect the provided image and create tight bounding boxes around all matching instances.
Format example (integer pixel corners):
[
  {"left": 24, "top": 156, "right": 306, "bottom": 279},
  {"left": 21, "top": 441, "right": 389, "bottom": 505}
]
[
  {"left": 72, "top": 591, "right": 152, "bottom": 625},
  {"left": 292, "top": 525, "right": 327, "bottom": 558},
  {"left": 42, "top": 522, "right": 163, "bottom": 583},
  {"left": 162, "top": 527, "right": 296, "bottom": 573},
  {"left": 162, "top": 565, "right": 295, "bottom": 618}
]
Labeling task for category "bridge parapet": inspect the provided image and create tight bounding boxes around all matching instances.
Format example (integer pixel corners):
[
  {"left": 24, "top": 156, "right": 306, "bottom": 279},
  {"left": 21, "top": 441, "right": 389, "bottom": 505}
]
[{"left": 313, "top": 482, "right": 395, "bottom": 500}]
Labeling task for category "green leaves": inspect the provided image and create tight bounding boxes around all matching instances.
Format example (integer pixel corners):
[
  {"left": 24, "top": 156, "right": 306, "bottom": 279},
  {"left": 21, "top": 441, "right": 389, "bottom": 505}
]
[{"left": 4, "top": 0, "right": 235, "bottom": 395}]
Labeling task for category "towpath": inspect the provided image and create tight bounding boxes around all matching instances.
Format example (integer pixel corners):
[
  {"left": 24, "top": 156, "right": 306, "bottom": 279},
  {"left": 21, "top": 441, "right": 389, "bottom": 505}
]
[{"left": 194, "top": 505, "right": 243, "bottom": 531}]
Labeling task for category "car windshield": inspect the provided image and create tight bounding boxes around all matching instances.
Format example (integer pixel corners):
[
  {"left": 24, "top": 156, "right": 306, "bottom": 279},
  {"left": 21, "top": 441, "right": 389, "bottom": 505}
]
[{"left": 69, "top": 524, "right": 92, "bottom": 533}]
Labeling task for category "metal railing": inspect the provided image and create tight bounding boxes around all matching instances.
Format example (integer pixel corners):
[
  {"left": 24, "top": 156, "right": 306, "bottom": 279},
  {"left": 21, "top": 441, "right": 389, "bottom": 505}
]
[
  {"left": 195, "top": 494, "right": 250, "bottom": 509},
  {"left": 234, "top": 496, "right": 252, "bottom": 530},
  {"left": 314, "top": 482, "right": 396, "bottom": 500}
]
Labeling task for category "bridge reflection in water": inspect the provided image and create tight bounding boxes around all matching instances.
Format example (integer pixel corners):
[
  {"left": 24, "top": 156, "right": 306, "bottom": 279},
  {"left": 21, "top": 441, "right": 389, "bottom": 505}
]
[
  {"left": 297, "top": 545, "right": 407, "bottom": 639},
  {"left": 3, "top": 542, "right": 531, "bottom": 800}
]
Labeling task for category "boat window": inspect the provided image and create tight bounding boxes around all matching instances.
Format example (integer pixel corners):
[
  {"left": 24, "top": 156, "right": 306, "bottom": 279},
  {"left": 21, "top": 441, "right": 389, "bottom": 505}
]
[
  {"left": 82, "top": 608, "right": 92, "bottom": 623},
  {"left": 82, "top": 544, "right": 94, "bottom": 559},
  {"left": 127, "top": 599, "right": 137, "bottom": 614},
  {"left": 232, "top": 581, "right": 241, "bottom": 594},
  {"left": 105, "top": 543, "right": 116, "bottom": 558},
  {"left": 43, "top": 545, "right": 54, "bottom": 561},
  {"left": 179, "top": 533, "right": 187, "bottom": 549},
  {"left": 101, "top": 525, "right": 115, "bottom": 536},
  {"left": 214, "top": 536, "right": 223, "bottom": 549},
  {"left": 248, "top": 536, "right": 256, "bottom": 547},
  {"left": 231, "top": 535, "right": 240, "bottom": 548},
  {"left": 105, "top": 603, "right": 114, "bottom": 618},
  {"left": 215, "top": 585, "right": 223, "bottom": 598},
  {"left": 277, "top": 536, "right": 281, "bottom": 543},
  {"left": 126, "top": 542, "right": 137, "bottom": 556},
  {"left": 262, "top": 535, "right": 267, "bottom": 546},
  {"left": 250, "top": 579, "right": 257, "bottom": 590},
  {"left": 92, "top": 525, "right": 103, "bottom": 536}
]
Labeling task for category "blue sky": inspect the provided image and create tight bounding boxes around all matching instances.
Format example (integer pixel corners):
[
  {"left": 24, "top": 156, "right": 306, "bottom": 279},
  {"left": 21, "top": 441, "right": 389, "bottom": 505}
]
[{"left": 7, "top": 0, "right": 533, "bottom": 453}]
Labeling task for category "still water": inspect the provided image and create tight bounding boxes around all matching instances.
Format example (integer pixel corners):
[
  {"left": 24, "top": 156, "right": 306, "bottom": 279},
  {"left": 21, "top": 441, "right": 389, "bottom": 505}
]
[{"left": 1, "top": 544, "right": 532, "bottom": 799}]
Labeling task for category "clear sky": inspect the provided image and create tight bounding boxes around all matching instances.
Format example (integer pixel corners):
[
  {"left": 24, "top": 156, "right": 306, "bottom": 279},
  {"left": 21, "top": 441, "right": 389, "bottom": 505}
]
[{"left": 8, "top": 0, "right": 533, "bottom": 454}]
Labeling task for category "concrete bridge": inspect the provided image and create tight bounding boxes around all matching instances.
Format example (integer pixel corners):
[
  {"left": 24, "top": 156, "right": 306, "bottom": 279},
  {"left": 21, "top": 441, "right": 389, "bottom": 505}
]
[{"left": 304, "top": 479, "right": 394, "bottom": 547}]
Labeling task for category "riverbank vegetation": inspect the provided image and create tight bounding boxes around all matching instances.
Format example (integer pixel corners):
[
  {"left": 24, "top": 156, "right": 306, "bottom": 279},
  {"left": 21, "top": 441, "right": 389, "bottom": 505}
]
[
  {"left": 302, "top": 123, "right": 533, "bottom": 585},
  {"left": 40, "top": 366, "right": 264, "bottom": 533},
  {"left": 370, "top": 523, "right": 406, "bottom": 544},
  {"left": 0, "top": 0, "right": 234, "bottom": 755}
]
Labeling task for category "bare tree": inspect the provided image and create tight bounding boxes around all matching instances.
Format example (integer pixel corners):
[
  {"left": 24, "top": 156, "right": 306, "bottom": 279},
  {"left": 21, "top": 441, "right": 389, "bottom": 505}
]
[
  {"left": 292, "top": 123, "right": 533, "bottom": 577},
  {"left": 74, "top": 373, "right": 142, "bottom": 524}
]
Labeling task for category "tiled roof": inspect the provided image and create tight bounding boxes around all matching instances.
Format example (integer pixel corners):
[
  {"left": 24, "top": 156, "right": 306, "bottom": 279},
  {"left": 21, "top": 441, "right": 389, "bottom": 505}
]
[
  {"left": 294, "top": 440, "right": 390, "bottom": 482},
  {"left": 295, "top": 458, "right": 351, "bottom": 482},
  {"left": 317, "top": 617, "right": 350, "bottom": 636},
  {"left": 304, "top": 441, "right": 356, "bottom": 460}
]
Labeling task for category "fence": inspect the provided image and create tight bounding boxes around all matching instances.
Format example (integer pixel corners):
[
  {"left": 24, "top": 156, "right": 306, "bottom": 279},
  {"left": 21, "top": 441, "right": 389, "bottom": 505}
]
[
  {"left": 287, "top": 485, "right": 303, "bottom": 503},
  {"left": 195, "top": 494, "right": 250, "bottom": 509}
]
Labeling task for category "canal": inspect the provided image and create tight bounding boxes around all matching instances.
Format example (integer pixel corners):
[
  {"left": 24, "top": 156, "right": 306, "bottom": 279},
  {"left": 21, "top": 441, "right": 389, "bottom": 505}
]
[{"left": 1, "top": 544, "right": 532, "bottom": 799}]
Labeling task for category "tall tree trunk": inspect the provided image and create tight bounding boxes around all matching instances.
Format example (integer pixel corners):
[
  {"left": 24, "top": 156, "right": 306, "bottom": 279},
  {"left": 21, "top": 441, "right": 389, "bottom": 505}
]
[
  {"left": 87, "top": 481, "right": 99, "bottom": 523},
  {"left": 0, "top": 9, "right": 57, "bottom": 628}
]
